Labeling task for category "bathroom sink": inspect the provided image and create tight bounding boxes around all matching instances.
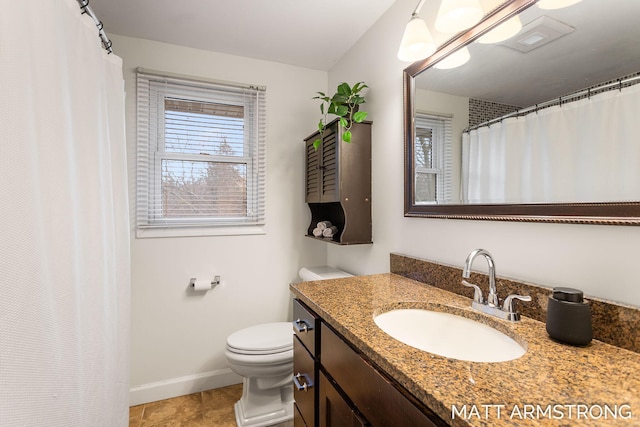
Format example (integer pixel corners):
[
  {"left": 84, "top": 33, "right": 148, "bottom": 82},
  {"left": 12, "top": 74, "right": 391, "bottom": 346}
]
[{"left": 374, "top": 308, "right": 525, "bottom": 362}]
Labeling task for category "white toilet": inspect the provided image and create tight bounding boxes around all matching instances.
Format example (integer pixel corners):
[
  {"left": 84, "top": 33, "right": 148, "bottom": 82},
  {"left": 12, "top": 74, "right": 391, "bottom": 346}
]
[{"left": 225, "top": 266, "right": 352, "bottom": 427}]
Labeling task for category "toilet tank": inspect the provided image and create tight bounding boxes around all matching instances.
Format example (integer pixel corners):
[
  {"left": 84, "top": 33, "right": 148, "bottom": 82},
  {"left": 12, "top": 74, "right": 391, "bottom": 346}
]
[{"left": 299, "top": 266, "right": 353, "bottom": 281}]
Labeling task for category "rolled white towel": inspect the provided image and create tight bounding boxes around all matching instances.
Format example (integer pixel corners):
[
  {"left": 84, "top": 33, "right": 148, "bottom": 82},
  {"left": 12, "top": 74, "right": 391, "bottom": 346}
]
[
  {"left": 322, "top": 226, "right": 338, "bottom": 238},
  {"left": 312, "top": 227, "right": 323, "bottom": 237},
  {"left": 317, "top": 220, "right": 332, "bottom": 230}
]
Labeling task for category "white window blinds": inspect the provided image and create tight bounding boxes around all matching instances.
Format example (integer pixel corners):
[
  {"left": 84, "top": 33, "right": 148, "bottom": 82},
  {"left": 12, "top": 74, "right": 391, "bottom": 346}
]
[
  {"left": 414, "top": 113, "right": 453, "bottom": 204},
  {"left": 136, "top": 69, "right": 266, "bottom": 235}
]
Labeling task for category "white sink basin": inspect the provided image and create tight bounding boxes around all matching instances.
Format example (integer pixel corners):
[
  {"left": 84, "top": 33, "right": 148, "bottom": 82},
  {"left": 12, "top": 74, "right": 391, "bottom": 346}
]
[{"left": 374, "top": 308, "right": 525, "bottom": 362}]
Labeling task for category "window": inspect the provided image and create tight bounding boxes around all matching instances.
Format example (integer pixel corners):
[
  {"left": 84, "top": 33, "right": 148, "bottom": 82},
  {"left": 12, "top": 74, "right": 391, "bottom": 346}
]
[
  {"left": 414, "top": 113, "right": 452, "bottom": 204},
  {"left": 136, "top": 69, "right": 266, "bottom": 237}
]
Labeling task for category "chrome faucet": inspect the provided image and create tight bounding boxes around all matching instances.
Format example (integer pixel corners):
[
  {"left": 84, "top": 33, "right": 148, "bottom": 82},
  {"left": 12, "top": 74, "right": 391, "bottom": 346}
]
[
  {"left": 461, "top": 249, "right": 531, "bottom": 321},
  {"left": 462, "top": 249, "right": 499, "bottom": 307}
]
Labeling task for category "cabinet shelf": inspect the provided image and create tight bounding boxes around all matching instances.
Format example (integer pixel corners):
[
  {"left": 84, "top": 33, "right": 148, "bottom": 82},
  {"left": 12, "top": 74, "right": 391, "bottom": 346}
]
[
  {"left": 304, "top": 119, "right": 372, "bottom": 245},
  {"left": 305, "top": 235, "right": 372, "bottom": 245}
]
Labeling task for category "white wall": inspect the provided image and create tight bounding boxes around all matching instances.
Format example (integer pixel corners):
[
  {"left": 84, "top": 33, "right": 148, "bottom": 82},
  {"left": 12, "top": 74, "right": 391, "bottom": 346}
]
[
  {"left": 326, "top": 0, "right": 640, "bottom": 309},
  {"left": 111, "top": 35, "right": 328, "bottom": 404}
]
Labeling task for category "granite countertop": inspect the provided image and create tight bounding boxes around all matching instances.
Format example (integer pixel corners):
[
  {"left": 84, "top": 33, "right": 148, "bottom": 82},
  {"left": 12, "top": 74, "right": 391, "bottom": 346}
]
[{"left": 290, "top": 273, "right": 640, "bottom": 427}]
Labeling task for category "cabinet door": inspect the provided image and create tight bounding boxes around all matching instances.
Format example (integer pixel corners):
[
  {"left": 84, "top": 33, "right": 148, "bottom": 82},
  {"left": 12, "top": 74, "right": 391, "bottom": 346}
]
[
  {"left": 319, "top": 372, "right": 368, "bottom": 427},
  {"left": 319, "top": 126, "right": 339, "bottom": 203},
  {"left": 305, "top": 137, "right": 320, "bottom": 203},
  {"left": 305, "top": 123, "right": 340, "bottom": 203},
  {"left": 321, "top": 323, "right": 445, "bottom": 427}
]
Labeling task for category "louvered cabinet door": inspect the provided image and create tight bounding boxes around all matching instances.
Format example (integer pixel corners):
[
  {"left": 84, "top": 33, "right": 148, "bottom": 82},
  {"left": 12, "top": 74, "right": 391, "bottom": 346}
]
[
  {"left": 305, "top": 123, "right": 339, "bottom": 203},
  {"left": 305, "top": 138, "right": 320, "bottom": 203},
  {"left": 319, "top": 127, "right": 339, "bottom": 203}
]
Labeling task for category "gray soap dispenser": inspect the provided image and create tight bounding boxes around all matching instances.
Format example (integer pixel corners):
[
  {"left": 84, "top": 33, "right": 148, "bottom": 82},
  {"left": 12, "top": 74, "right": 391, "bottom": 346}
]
[{"left": 546, "top": 287, "right": 592, "bottom": 346}]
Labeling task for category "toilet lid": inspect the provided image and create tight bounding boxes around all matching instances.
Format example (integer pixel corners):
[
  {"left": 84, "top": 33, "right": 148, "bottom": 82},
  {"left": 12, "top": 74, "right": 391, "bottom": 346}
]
[{"left": 227, "top": 322, "right": 293, "bottom": 355}]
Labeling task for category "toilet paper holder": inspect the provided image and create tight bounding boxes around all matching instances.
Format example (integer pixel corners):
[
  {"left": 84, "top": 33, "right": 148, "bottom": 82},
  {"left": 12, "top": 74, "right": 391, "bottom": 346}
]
[{"left": 189, "top": 276, "right": 221, "bottom": 290}]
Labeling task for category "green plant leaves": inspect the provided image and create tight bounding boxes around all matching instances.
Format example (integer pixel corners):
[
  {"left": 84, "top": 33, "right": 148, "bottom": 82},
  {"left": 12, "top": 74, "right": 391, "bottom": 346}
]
[
  {"left": 335, "top": 105, "right": 349, "bottom": 117},
  {"left": 337, "top": 82, "right": 351, "bottom": 96},
  {"left": 353, "top": 111, "right": 368, "bottom": 123},
  {"left": 352, "top": 82, "right": 368, "bottom": 94},
  {"left": 313, "top": 81, "right": 368, "bottom": 148},
  {"left": 343, "top": 131, "right": 352, "bottom": 143}
]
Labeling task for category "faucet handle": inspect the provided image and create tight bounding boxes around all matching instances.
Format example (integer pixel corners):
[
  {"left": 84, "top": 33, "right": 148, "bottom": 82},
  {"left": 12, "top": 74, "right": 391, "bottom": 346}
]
[
  {"left": 462, "top": 280, "right": 484, "bottom": 304},
  {"left": 502, "top": 294, "right": 532, "bottom": 313}
]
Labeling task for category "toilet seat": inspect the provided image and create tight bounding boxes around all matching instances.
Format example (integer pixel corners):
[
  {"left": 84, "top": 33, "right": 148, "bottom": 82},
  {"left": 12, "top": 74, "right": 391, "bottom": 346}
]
[{"left": 226, "top": 322, "right": 292, "bottom": 355}]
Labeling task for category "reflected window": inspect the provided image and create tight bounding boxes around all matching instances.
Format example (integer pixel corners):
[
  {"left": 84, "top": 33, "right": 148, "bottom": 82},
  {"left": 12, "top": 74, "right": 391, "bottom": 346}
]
[{"left": 414, "top": 113, "right": 452, "bottom": 204}]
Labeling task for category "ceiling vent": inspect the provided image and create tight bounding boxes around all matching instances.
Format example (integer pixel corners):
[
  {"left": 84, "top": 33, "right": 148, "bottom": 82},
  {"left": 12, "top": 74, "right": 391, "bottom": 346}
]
[{"left": 500, "top": 15, "right": 575, "bottom": 53}]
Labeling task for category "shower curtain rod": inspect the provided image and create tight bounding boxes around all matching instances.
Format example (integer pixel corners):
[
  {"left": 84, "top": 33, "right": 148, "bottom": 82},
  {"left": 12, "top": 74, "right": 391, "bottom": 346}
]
[
  {"left": 464, "top": 73, "right": 640, "bottom": 133},
  {"left": 76, "top": 0, "right": 113, "bottom": 54}
]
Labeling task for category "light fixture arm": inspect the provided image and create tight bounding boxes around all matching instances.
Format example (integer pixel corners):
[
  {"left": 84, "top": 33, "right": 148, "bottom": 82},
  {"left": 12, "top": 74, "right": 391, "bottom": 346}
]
[{"left": 412, "top": 0, "right": 428, "bottom": 16}]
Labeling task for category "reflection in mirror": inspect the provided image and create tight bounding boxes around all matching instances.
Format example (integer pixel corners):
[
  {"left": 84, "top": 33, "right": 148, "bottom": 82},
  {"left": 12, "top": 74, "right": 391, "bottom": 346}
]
[
  {"left": 413, "top": 112, "right": 453, "bottom": 204},
  {"left": 404, "top": 0, "right": 640, "bottom": 224}
]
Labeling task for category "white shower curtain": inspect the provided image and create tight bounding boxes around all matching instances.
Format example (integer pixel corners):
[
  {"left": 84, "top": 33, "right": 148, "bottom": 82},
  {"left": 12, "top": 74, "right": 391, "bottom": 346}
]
[
  {"left": 0, "top": 1, "right": 130, "bottom": 426},
  {"left": 462, "top": 83, "right": 640, "bottom": 204}
]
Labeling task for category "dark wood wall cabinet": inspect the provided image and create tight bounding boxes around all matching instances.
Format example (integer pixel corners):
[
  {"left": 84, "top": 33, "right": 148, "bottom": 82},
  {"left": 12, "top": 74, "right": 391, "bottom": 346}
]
[
  {"left": 293, "top": 299, "right": 447, "bottom": 427},
  {"left": 304, "top": 119, "right": 372, "bottom": 245}
]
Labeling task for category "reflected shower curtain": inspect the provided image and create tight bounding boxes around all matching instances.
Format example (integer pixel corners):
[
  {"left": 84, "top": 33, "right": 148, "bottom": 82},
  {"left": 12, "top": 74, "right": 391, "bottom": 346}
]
[
  {"left": 0, "top": 1, "right": 130, "bottom": 426},
  {"left": 462, "top": 84, "right": 640, "bottom": 204}
]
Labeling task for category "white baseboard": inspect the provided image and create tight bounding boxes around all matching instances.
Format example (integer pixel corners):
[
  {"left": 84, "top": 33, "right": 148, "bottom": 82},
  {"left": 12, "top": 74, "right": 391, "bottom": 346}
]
[{"left": 129, "top": 368, "right": 242, "bottom": 406}]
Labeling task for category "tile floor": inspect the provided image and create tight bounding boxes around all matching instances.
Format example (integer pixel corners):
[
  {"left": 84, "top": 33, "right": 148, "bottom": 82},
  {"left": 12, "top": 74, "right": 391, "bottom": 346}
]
[{"left": 129, "top": 384, "right": 294, "bottom": 427}]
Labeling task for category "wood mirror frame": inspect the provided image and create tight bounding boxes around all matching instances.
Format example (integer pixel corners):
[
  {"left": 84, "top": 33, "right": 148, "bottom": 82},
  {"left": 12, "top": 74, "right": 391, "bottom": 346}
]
[{"left": 403, "top": 0, "right": 640, "bottom": 225}]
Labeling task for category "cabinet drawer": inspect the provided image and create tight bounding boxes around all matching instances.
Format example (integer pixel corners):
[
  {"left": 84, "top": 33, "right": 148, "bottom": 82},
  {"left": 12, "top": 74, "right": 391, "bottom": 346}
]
[
  {"left": 294, "top": 336, "right": 316, "bottom": 426},
  {"left": 293, "top": 299, "right": 320, "bottom": 355},
  {"left": 294, "top": 404, "right": 308, "bottom": 427},
  {"left": 321, "top": 323, "right": 445, "bottom": 427}
]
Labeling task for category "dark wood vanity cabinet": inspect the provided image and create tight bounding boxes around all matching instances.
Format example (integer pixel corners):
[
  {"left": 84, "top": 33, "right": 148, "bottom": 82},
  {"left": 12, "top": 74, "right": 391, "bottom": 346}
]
[
  {"left": 293, "top": 299, "right": 447, "bottom": 427},
  {"left": 304, "top": 119, "right": 372, "bottom": 245},
  {"left": 293, "top": 299, "right": 321, "bottom": 427}
]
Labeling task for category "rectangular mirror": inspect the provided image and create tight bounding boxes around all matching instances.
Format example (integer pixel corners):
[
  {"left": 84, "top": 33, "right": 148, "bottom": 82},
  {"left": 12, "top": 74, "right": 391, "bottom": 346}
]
[{"left": 403, "top": 0, "right": 640, "bottom": 224}]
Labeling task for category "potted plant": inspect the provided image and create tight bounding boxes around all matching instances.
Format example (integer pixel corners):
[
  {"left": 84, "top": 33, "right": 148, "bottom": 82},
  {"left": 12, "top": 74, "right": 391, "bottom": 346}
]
[{"left": 313, "top": 82, "right": 369, "bottom": 149}]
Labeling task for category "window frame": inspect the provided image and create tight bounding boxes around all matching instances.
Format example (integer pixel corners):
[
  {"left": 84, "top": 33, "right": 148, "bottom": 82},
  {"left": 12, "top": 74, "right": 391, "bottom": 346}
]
[{"left": 136, "top": 68, "right": 266, "bottom": 238}]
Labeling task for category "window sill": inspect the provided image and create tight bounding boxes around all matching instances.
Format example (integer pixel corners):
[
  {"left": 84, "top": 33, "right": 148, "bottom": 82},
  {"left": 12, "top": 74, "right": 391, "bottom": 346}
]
[{"left": 136, "top": 225, "right": 266, "bottom": 239}]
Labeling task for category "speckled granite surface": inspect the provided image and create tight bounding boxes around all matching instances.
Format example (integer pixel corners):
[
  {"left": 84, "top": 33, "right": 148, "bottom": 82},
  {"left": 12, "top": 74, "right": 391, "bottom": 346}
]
[
  {"left": 390, "top": 253, "right": 640, "bottom": 353},
  {"left": 290, "top": 273, "right": 640, "bottom": 426}
]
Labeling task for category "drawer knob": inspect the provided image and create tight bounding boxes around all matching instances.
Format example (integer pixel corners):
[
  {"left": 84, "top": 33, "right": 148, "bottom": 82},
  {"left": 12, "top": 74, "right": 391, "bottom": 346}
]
[
  {"left": 293, "top": 372, "right": 314, "bottom": 392},
  {"left": 293, "top": 318, "right": 313, "bottom": 333}
]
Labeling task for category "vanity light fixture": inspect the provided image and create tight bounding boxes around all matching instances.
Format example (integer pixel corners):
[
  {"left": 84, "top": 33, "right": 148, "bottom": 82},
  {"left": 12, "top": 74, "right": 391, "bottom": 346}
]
[
  {"left": 435, "top": 0, "right": 484, "bottom": 33},
  {"left": 537, "top": 0, "right": 582, "bottom": 10},
  {"left": 477, "top": 15, "right": 522, "bottom": 44},
  {"left": 398, "top": 0, "right": 437, "bottom": 62},
  {"left": 434, "top": 46, "right": 470, "bottom": 69}
]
